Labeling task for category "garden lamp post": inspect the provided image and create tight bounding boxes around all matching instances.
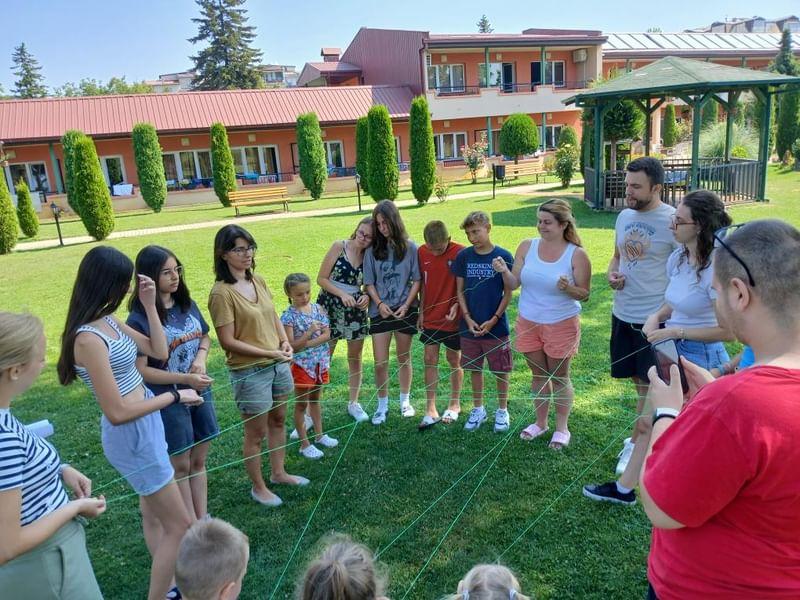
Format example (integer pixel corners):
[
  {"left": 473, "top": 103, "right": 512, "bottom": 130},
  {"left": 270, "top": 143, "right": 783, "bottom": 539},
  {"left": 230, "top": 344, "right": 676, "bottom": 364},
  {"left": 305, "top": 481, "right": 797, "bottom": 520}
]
[{"left": 355, "top": 173, "right": 362, "bottom": 212}]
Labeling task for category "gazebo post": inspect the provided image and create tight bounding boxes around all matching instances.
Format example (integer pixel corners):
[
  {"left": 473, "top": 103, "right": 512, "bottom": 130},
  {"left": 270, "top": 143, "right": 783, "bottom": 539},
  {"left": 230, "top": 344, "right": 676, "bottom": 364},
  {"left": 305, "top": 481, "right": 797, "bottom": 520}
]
[
  {"left": 593, "top": 102, "right": 604, "bottom": 210},
  {"left": 756, "top": 87, "right": 772, "bottom": 201},
  {"left": 644, "top": 98, "right": 651, "bottom": 156},
  {"left": 723, "top": 91, "right": 740, "bottom": 162},
  {"left": 690, "top": 93, "right": 710, "bottom": 190}
]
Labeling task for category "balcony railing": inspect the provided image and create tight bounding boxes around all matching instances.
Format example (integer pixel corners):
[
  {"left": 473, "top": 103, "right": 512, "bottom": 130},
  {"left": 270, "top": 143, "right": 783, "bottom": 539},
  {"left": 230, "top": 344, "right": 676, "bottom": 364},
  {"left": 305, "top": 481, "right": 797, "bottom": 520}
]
[{"left": 430, "top": 80, "right": 590, "bottom": 97}]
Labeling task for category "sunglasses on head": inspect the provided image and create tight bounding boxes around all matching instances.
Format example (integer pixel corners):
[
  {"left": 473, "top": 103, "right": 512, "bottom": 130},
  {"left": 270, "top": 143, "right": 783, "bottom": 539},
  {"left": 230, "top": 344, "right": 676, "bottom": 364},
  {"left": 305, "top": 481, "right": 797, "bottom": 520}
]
[{"left": 713, "top": 224, "right": 755, "bottom": 287}]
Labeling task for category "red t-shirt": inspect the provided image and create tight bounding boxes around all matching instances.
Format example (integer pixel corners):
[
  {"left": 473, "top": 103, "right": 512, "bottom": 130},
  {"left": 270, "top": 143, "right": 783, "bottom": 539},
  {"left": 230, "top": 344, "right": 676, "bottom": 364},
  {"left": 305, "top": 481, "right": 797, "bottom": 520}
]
[
  {"left": 418, "top": 241, "right": 464, "bottom": 331},
  {"left": 645, "top": 366, "right": 800, "bottom": 599}
]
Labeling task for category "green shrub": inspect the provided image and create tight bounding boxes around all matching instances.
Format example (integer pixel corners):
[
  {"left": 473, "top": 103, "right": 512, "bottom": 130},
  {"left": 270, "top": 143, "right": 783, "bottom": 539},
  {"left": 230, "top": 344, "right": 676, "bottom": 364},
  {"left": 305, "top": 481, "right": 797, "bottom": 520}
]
[
  {"left": 699, "top": 122, "right": 759, "bottom": 159},
  {"left": 61, "top": 129, "right": 87, "bottom": 216},
  {"left": 0, "top": 173, "right": 18, "bottom": 254},
  {"left": 14, "top": 180, "right": 39, "bottom": 238},
  {"left": 132, "top": 123, "right": 167, "bottom": 212},
  {"left": 557, "top": 125, "right": 578, "bottom": 148},
  {"left": 776, "top": 91, "right": 800, "bottom": 161},
  {"left": 554, "top": 144, "right": 578, "bottom": 188},
  {"left": 72, "top": 136, "right": 115, "bottom": 240},
  {"left": 355, "top": 116, "right": 370, "bottom": 196},
  {"left": 662, "top": 104, "right": 679, "bottom": 147},
  {"left": 730, "top": 145, "right": 749, "bottom": 159},
  {"left": 409, "top": 96, "right": 436, "bottom": 203},
  {"left": 367, "top": 104, "right": 399, "bottom": 200},
  {"left": 296, "top": 113, "right": 327, "bottom": 200},
  {"left": 434, "top": 174, "right": 450, "bottom": 202},
  {"left": 210, "top": 122, "right": 237, "bottom": 207},
  {"left": 701, "top": 100, "right": 719, "bottom": 129},
  {"left": 499, "top": 113, "right": 539, "bottom": 163}
]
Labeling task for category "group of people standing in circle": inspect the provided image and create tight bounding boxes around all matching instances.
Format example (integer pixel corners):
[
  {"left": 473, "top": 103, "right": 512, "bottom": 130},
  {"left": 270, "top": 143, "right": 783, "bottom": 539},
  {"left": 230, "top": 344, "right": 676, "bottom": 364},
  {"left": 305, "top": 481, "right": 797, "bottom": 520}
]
[{"left": 1, "top": 157, "right": 751, "bottom": 599}]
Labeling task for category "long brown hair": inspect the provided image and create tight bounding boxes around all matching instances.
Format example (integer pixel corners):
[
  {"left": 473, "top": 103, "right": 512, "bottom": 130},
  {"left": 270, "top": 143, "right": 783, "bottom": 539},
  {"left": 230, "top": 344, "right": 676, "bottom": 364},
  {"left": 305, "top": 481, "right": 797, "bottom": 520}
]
[
  {"left": 58, "top": 247, "right": 134, "bottom": 385},
  {"left": 371, "top": 200, "right": 408, "bottom": 261},
  {"left": 539, "top": 198, "right": 582, "bottom": 247},
  {"left": 349, "top": 216, "right": 373, "bottom": 240},
  {"left": 680, "top": 190, "right": 732, "bottom": 277}
]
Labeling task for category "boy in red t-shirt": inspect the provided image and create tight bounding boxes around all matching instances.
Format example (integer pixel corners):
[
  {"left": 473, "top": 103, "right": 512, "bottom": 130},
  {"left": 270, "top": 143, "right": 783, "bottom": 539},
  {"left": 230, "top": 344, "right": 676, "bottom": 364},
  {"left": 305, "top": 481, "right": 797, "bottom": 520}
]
[{"left": 417, "top": 221, "right": 465, "bottom": 428}]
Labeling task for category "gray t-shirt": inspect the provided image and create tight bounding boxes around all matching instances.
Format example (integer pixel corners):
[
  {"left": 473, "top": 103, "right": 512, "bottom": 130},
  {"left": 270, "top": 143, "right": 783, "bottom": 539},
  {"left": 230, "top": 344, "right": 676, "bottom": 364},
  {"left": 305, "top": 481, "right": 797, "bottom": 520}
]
[
  {"left": 612, "top": 203, "right": 679, "bottom": 323},
  {"left": 363, "top": 240, "right": 421, "bottom": 318}
]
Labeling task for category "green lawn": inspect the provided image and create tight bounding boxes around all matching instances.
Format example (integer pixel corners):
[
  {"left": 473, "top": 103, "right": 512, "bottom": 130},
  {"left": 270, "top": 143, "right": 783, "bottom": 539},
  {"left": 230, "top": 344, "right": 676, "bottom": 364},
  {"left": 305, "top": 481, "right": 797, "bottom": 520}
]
[
  {"left": 1, "top": 166, "right": 797, "bottom": 599},
  {"left": 19, "top": 174, "right": 572, "bottom": 243}
]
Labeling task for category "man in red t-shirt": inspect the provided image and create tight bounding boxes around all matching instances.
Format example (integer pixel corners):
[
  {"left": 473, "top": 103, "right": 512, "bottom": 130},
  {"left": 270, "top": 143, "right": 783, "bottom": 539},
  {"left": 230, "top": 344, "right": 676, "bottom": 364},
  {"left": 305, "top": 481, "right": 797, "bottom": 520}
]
[
  {"left": 417, "top": 220, "right": 465, "bottom": 429},
  {"left": 640, "top": 219, "right": 800, "bottom": 599}
]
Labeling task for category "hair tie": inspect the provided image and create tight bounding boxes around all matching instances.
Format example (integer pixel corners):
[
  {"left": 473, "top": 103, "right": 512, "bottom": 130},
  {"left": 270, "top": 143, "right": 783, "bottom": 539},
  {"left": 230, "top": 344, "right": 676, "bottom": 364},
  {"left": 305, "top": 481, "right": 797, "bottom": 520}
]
[{"left": 462, "top": 592, "right": 469, "bottom": 600}]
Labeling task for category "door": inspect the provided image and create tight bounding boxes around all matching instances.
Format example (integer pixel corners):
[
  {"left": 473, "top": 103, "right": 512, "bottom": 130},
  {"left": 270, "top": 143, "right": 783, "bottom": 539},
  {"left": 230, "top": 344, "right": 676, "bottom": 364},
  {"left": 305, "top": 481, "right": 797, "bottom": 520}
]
[
  {"left": 531, "top": 62, "right": 542, "bottom": 90},
  {"left": 502, "top": 63, "right": 514, "bottom": 93}
]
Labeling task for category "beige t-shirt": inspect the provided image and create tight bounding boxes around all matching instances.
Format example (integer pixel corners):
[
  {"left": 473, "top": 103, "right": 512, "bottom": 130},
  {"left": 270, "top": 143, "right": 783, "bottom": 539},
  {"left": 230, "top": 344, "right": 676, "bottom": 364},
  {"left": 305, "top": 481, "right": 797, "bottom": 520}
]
[{"left": 208, "top": 275, "right": 281, "bottom": 370}]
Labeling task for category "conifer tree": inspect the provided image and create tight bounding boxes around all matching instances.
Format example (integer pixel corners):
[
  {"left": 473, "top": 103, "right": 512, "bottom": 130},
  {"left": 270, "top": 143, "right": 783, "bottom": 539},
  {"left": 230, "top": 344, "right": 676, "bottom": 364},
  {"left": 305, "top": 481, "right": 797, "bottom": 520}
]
[
  {"left": 11, "top": 43, "right": 47, "bottom": 98},
  {"left": 477, "top": 15, "right": 493, "bottom": 33}
]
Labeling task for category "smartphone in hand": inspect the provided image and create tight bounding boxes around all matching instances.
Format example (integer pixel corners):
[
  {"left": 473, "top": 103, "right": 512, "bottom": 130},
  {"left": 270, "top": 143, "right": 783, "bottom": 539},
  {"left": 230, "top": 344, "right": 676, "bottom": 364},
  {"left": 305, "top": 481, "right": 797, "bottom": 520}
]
[{"left": 652, "top": 338, "right": 689, "bottom": 394}]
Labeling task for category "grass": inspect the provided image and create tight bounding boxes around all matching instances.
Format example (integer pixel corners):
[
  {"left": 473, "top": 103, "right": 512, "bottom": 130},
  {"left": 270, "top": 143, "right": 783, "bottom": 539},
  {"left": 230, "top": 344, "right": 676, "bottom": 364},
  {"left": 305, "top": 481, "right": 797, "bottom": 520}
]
[
  {"left": 19, "top": 174, "right": 571, "bottom": 243},
  {"left": 1, "top": 165, "right": 797, "bottom": 599}
]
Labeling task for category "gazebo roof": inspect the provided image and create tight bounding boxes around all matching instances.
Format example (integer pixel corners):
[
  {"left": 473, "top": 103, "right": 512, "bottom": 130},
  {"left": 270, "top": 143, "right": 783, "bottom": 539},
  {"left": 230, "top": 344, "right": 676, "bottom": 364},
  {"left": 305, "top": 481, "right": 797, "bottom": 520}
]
[{"left": 564, "top": 56, "right": 800, "bottom": 106}]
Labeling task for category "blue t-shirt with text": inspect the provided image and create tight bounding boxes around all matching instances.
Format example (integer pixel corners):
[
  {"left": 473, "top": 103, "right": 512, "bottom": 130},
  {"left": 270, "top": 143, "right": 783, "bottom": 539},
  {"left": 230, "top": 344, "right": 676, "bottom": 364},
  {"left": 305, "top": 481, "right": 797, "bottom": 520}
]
[{"left": 451, "top": 245, "right": 513, "bottom": 339}]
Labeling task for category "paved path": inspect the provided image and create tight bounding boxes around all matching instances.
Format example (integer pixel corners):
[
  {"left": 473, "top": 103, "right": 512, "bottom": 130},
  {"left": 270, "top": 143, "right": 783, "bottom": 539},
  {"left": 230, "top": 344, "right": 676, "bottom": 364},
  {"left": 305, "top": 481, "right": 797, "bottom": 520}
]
[{"left": 16, "top": 180, "right": 577, "bottom": 251}]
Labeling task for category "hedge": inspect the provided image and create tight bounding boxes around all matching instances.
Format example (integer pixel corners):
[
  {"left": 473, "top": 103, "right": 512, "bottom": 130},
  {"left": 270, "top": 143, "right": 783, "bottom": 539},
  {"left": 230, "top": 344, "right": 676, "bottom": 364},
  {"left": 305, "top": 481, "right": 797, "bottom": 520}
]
[
  {"left": 296, "top": 113, "right": 327, "bottom": 200},
  {"left": 132, "top": 123, "right": 167, "bottom": 212},
  {"left": 14, "top": 180, "right": 39, "bottom": 238},
  {"left": 210, "top": 122, "right": 237, "bottom": 207},
  {"left": 367, "top": 104, "right": 399, "bottom": 200},
  {"left": 0, "top": 173, "right": 18, "bottom": 254},
  {"left": 61, "top": 129, "right": 87, "bottom": 216},
  {"left": 71, "top": 136, "right": 115, "bottom": 240}
]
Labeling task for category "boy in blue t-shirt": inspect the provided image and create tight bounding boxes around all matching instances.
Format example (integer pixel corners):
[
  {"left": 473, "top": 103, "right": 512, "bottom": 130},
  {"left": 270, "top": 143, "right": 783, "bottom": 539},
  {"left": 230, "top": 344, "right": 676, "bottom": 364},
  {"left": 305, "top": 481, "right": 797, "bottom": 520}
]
[{"left": 451, "top": 211, "right": 514, "bottom": 433}]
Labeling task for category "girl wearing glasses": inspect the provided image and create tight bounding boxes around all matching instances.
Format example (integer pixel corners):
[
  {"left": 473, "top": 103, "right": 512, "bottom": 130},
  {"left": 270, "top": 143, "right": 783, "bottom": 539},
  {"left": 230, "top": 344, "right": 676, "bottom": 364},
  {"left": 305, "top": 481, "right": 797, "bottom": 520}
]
[
  {"left": 208, "top": 225, "right": 307, "bottom": 508},
  {"left": 126, "top": 246, "right": 219, "bottom": 537},
  {"left": 643, "top": 190, "right": 734, "bottom": 370},
  {"left": 316, "top": 217, "right": 373, "bottom": 423}
]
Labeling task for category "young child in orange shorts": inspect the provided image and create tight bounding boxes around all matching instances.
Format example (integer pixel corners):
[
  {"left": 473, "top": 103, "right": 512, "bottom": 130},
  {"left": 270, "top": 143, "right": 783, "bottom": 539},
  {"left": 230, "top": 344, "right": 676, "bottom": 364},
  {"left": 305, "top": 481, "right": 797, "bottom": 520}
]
[{"left": 281, "top": 273, "right": 339, "bottom": 459}]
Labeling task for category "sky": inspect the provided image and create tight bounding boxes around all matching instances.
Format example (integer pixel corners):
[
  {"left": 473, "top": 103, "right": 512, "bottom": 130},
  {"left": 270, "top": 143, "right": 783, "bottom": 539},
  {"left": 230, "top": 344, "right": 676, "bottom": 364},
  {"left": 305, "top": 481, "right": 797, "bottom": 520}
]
[{"left": 1, "top": 0, "right": 797, "bottom": 92}]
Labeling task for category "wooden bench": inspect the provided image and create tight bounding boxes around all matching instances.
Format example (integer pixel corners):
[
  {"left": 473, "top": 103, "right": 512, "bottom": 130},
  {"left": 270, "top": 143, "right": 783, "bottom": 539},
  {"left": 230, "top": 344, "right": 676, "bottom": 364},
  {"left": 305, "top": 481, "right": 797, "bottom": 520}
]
[
  {"left": 501, "top": 159, "right": 547, "bottom": 184},
  {"left": 229, "top": 187, "right": 289, "bottom": 217}
]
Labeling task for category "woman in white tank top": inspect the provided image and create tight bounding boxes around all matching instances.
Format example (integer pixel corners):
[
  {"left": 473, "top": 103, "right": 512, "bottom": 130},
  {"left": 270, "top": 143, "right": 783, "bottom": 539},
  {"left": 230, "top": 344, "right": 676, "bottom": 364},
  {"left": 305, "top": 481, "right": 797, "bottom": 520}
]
[{"left": 495, "top": 199, "right": 591, "bottom": 449}]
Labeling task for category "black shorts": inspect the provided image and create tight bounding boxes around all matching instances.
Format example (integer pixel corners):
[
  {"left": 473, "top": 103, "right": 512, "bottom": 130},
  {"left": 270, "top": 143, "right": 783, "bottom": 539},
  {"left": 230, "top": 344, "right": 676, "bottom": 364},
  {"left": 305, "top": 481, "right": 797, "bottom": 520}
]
[
  {"left": 420, "top": 328, "right": 461, "bottom": 352},
  {"left": 610, "top": 314, "right": 656, "bottom": 381},
  {"left": 369, "top": 307, "right": 419, "bottom": 336}
]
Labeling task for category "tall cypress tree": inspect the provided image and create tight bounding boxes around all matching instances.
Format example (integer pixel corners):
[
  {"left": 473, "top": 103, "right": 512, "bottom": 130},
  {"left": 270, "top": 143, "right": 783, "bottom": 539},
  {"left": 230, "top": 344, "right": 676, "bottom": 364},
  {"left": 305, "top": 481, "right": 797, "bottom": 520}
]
[
  {"left": 189, "top": 0, "right": 264, "bottom": 90},
  {"left": 0, "top": 171, "right": 18, "bottom": 254},
  {"left": 409, "top": 96, "right": 436, "bottom": 204},
  {"left": 772, "top": 30, "right": 800, "bottom": 161},
  {"left": 132, "top": 123, "right": 168, "bottom": 212},
  {"left": 296, "top": 113, "right": 327, "bottom": 200},
  {"left": 11, "top": 43, "right": 47, "bottom": 98},
  {"left": 61, "top": 130, "right": 87, "bottom": 216},
  {"left": 662, "top": 104, "right": 679, "bottom": 147},
  {"left": 210, "top": 122, "right": 237, "bottom": 207},
  {"left": 367, "top": 105, "right": 399, "bottom": 200}
]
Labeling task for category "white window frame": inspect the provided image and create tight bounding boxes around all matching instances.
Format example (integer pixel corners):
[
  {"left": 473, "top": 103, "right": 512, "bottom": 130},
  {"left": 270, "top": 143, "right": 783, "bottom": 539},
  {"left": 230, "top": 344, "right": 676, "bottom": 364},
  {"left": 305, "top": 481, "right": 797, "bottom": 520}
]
[
  {"left": 428, "top": 64, "right": 466, "bottom": 94},
  {"left": 99, "top": 155, "right": 127, "bottom": 186},
  {"left": 532, "top": 60, "right": 566, "bottom": 87},
  {"left": 324, "top": 141, "right": 345, "bottom": 168},
  {"left": 232, "top": 145, "right": 282, "bottom": 175},
  {"left": 4, "top": 161, "right": 50, "bottom": 193},
  {"left": 544, "top": 125, "right": 563, "bottom": 149},
  {"left": 394, "top": 136, "right": 401, "bottom": 163},
  {"left": 433, "top": 132, "right": 467, "bottom": 160}
]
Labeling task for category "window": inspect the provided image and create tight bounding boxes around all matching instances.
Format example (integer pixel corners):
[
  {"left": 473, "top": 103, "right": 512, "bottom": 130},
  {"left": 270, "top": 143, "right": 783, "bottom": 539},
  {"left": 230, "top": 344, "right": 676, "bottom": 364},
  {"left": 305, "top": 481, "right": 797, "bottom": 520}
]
[
  {"left": 474, "top": 129, "right": 500, "bottom": 155},
  {"left": 427, "top": 64, "right": 465, "bottom": 94},
  {"left": 100, "top": 156, "right": 125, "bottom": 186},
  {"left": 544, "top": 125, "right": 563, "bottom": 149},
  {"left": 394, "top": 137, "right": 401, "bottom": 162},
  {"left": 531, "top": 60, "right": 565, "bottom": 87},
  {"left": 164, "top": 150, "right": 214, "bottom": 182},
  {"left": 162, "top": 154, "right": 179, "bottom": 181},
  {"left": 196, "top": 151, "right": 212, "bottom": 179},
  {"left": 479, "top": 63, "right": 515, "bottom": 91},
  {"left": 231, "top": 146, "right": 282, "bottom": 175},
  {"left": 433, "top": 132, "right": 467, "bottom": 160},
  {"left": 325, "top": 141, "right": 344, "bottom": 168},
  {"left": 179, "top": 151, "right": 197, "bottom": 179},
  {"left": 5, "top": 162, "right": 49, "bottom": 192}
]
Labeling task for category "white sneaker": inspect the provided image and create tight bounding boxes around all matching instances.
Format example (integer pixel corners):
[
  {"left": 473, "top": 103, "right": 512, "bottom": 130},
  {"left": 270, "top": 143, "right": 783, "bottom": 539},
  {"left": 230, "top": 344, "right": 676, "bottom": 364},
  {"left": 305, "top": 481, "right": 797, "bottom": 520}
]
[
  {"left": 400, "top": 402, "right": 416, "bottom": 417},
  {"left": 615, "top": 437, "right": 635, "bottom": 476},
  {"left": 299, "top": 444, "right": 324, "bottom": 460},
  {"left": 494, "top": 408, "right": 510, "bottom": 433},
  {"left": 347, "top": 402, "right": 369, "bottom": 423},
  {"left": 316, "top": 434, "right": 339, "bottom": 448},
  {"left": 372, "top": 409, "right": 387, "bottom": 425},
  {"left": 290, "top": 414, "right": 314, "bottom": 440},
  {"left": 464, "top": 406, "right": 487, "bottom": 431}
]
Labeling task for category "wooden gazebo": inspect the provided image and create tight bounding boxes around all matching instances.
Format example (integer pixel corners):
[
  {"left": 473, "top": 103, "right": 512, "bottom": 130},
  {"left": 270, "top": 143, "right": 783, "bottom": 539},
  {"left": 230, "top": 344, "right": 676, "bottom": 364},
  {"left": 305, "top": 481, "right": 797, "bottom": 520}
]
[{"left": 564, "top": 56, "right": 800, "bottom": 210}]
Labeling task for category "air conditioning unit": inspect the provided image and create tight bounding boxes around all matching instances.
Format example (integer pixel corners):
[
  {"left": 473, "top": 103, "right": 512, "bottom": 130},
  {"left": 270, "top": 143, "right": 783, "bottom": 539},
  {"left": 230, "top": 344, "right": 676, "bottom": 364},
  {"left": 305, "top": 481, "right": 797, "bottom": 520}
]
[{"left": 573, "top": 49, "right": 587, "bottom": 63}]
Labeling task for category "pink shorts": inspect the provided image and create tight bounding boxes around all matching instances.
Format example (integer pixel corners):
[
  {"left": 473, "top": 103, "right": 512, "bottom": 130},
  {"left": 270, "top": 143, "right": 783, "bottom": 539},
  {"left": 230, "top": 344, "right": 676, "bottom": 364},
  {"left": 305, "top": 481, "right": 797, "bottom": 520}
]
[{"left": 514, "top": 314, "right": 581, "bottom": 359}]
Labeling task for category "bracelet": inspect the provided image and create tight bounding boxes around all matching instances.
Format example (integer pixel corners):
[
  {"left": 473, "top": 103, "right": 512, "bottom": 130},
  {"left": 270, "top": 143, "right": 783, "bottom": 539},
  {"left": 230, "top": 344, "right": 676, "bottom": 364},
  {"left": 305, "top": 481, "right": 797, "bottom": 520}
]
[
  {"left": 171, "top": 389, "right": 181, "bottom": 404},
  {"left": 377, "top": 301, "right": 384, "bottom": 307},
  {"left": 494, "top": 314, "right": 502, "bottom": 320},
  {"left": 198, "top": 346, "right": 210, "bottom": 352}
]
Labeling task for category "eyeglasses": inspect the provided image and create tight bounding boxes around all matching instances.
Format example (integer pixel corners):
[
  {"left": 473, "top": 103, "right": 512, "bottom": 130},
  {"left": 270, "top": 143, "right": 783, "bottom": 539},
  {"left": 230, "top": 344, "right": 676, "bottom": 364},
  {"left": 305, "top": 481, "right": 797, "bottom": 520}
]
[
  {"left": 713, "top": 224, "right": 755, "bottom": 287},
  {"left": 355, "top": 230, "right": 372, "bottom": 241},
  {"left": 229, "top": 245, "right": 257, "bottom": 256},
  {"left": 670, "top": 216, "right": 696, "bottom": 227},
  {"left": 160, "top": 265, "right": 183, "bottom": 277}
]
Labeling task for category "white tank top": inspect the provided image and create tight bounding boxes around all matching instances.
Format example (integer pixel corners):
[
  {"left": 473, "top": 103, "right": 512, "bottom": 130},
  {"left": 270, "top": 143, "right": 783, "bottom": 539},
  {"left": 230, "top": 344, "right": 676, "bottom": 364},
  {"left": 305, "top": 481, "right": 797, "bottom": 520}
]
[{"left": 518, "top": 239, "right": 581, "bottom": 324}]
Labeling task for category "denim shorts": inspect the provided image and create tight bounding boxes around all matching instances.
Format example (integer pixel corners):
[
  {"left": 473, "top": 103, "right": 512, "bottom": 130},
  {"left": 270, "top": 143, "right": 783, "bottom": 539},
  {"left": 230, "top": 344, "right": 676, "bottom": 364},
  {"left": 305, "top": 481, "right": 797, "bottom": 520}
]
[
  {"left": 160, "top": 388, "right": 219, "bottom": 455},
  {"left": 101, "top": 389, "right": 174, "bottom": 496},
  {"left": 231, "top": 362, "right": 293, "bottom": 415},
  {"left": 676, "top": 339, "right": 730, "bottom": 371}
]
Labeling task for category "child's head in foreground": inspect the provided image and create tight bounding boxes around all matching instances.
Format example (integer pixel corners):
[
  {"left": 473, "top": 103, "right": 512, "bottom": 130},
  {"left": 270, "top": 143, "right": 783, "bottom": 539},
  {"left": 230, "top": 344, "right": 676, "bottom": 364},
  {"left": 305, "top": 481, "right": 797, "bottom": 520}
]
[
  {"left": 448, "top": 564, "right": 530, "bottom": 600},
  {"left": 175, "top": 518, "right": 250, "bottom": 600},
  {"left": 299, "top": 535, "right": 387, "bottom": 600}
]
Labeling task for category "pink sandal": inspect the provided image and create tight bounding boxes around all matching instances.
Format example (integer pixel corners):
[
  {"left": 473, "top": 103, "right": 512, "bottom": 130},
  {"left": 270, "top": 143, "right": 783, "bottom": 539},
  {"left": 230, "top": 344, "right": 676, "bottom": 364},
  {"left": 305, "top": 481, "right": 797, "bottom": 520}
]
[
  {"left": 549, "top": 430, "right": 571, "bottom": 450},
  {"left": 520, "top": 423, "right": 549, "bottom": 441}
]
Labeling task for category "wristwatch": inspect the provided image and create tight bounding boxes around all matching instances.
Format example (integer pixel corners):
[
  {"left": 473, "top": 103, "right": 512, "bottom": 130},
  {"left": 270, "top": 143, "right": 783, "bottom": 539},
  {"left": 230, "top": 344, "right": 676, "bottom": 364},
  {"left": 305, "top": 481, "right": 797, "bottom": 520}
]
[{"left": 652, "top": 407, "right": 679, "bottom": 426}]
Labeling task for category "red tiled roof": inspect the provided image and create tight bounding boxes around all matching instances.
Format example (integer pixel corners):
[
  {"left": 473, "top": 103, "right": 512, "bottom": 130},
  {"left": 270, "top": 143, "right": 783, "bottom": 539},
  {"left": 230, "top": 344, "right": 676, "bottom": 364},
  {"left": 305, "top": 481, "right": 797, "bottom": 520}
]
[
  {"left": 0, "top": 85, "right": 414, "bottom": 144},
  {"left": 321, "top": 47, "right": 342, "bottom": 55},
  {"left": 427, "top": 31, "right": 607, "bottom": 47}
]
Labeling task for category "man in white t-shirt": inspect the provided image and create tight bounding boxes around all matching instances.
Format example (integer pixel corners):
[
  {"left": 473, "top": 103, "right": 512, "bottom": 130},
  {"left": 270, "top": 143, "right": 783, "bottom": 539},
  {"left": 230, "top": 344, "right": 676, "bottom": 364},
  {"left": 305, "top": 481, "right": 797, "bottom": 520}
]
[{"left": 583, "top": 157, "right": 678, "bottom": 506}]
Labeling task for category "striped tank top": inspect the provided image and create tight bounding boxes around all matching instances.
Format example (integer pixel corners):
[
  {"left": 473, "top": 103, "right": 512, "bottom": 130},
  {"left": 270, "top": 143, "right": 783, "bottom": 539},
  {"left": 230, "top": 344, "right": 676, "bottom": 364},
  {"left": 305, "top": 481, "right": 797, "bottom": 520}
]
[{"left": 74, "top": 316, "right": 143, "bottom": 397}]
